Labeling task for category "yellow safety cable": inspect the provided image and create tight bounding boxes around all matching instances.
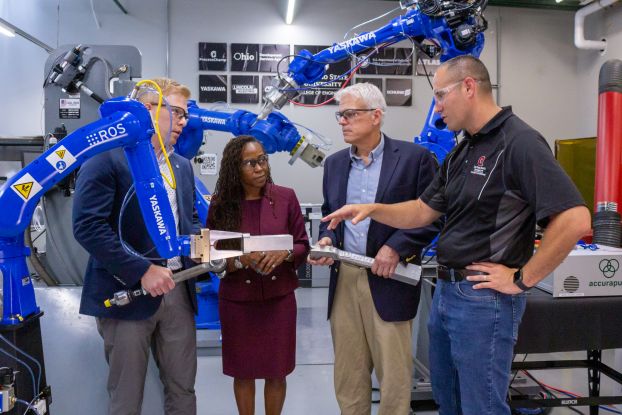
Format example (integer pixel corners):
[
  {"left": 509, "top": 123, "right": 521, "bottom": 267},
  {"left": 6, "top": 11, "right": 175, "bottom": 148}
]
[{"left": 135, "top": 79, "right": 177, "bottom": 190}]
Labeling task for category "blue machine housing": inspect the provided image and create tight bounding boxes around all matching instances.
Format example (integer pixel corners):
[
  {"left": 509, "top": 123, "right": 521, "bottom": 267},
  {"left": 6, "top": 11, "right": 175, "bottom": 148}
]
[
  {"left": 0, "top": 97, "right": 191, "bottom": 325},
  {"left": 277, "top": 4, "right": 485, "bottom": 163}
]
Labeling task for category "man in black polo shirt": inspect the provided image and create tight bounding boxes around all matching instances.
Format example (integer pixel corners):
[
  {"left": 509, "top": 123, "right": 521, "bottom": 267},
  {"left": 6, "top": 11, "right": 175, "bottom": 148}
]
[{"left": 322, "top": 55, "right": 591, "bottom": 415}]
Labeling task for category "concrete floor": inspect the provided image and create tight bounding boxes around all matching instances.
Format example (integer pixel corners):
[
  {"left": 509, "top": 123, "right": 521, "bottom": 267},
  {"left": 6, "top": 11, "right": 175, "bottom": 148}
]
[
  {"left": 194, "top": 287, "right": 622, "bottom": 415},
  {"left": 33, "top": 285, "right": 622, "bottom": 415}
]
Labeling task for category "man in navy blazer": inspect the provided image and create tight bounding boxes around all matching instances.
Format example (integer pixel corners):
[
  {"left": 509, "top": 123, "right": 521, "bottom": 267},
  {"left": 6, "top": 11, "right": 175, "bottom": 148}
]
[
  {"left": 73, "top": 78, "right": 200, "bottom": 415},
  {"left": 309, "top": 83, "right": 439, "bottom": 415}
]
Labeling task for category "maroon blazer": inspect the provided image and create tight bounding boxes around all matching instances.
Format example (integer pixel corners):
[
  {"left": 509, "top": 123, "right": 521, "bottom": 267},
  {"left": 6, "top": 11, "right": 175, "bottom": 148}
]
[{"left": 207, "top": 183, "right": 310, "bottom": 302}]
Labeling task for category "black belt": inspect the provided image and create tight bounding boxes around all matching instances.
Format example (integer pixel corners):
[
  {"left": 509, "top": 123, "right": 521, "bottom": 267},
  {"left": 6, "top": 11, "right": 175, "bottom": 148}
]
[{"left": 436, "top": 265, "right": 488, "bottom": 282}]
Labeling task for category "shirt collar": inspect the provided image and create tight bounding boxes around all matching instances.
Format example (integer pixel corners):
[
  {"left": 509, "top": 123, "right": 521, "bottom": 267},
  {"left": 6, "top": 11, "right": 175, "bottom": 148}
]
[
  {"left": 350, "top": 134, "right": 385, "bottom": 163},
  {"left": 465, "top": 106, "right": 513, "bottom": 140}
]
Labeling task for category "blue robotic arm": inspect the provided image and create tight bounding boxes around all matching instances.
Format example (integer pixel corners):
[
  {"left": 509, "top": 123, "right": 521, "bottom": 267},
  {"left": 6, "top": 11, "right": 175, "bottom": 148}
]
[
  {"left": 258, "top": 0, "right": 487, "bottom": 163},
  {"left": 0, "top": 97, "right": 190, "bottom": 324},
  {"left": 175, "top": 101, "right": 328, "bottom": 223},
  {"left": 176, "top": 100, "right": 326, "bottom": 167}
]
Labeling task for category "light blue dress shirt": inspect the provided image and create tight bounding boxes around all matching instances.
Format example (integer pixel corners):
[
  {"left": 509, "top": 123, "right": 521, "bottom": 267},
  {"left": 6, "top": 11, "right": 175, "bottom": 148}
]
[{"left": 344, "top": 135, "right": 385, "bottom": 255}]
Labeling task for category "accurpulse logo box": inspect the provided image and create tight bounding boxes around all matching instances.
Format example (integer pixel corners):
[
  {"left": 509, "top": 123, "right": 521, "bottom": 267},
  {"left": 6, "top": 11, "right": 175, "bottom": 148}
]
[{"left": 538, "top": 246, "right": 622, "bottom": 297}]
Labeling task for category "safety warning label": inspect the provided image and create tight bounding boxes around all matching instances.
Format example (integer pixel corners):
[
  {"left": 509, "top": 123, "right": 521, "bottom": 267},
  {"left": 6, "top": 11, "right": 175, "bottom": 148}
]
[
  {"left": 11, "top": 173, "right": 43, "bottom": 201},
  {"left": 46, "top": 145, "right": 77, "bottom": 173}
]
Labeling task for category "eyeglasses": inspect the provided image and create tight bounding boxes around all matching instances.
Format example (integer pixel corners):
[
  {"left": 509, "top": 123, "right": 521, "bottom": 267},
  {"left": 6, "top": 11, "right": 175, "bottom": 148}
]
[
  {"left": 148, "top": 103, "right": 188, "bottom": 121},
  {"left": 334, "top": 108, "right": 377, "bottom": 123},
  {"left": 433, "top": 78, "right": 482, "bottom": 103},
  {"left": 241, "top": 154, "right": 269, "bottom": 170},
  {"left": 432, "top": 81, "right": 463, "bottom": 103},
  {"left": 169, "top": 105, "right": 189, "bottom": 121}
]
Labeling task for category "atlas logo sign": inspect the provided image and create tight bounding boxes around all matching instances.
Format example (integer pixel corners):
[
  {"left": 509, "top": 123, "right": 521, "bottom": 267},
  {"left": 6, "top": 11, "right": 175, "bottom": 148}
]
[
  {"left": 329, "top": 33, "right": 377, "bottom": 53},
  {"left": 201, "top": 116, "right": 227, "bottom": 126},
  {"left": 150, "top": 195, "right": 167, "bottom": 236},
  {"left": 86, "top": 123, "right": 128, "bottom": 147}
]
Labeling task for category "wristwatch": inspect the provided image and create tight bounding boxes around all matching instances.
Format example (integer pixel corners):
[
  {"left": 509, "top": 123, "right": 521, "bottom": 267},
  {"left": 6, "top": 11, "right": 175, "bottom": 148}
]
[
  {"left": 234, "top": 257, "right": 245, "bottom": 270},
  {"left": 513, "top": 268, "right": 531, "bottom": 292}
]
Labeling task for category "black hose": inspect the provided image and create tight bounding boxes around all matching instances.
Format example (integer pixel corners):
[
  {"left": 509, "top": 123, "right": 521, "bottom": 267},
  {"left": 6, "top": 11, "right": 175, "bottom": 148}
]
[{"left": 593, "top": 210, "right": 622, "bottom": 247}]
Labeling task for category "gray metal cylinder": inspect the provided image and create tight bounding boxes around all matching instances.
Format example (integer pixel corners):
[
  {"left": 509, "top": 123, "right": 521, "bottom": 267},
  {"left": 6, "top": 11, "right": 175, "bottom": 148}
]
[{"left": 599, "top": 59, "right": 622, "bottom": 94}]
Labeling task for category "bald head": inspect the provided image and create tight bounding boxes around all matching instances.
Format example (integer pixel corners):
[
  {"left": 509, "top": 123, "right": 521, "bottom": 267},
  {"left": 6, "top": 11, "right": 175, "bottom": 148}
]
[{"left": 439, "top": 55, "right": 492, "bottom": 95}]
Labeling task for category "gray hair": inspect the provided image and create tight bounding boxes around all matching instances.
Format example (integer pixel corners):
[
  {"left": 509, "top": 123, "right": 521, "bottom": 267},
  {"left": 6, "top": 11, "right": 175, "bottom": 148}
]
[{"left": 334, "top": 82, "right": 387, "bottom": 113}]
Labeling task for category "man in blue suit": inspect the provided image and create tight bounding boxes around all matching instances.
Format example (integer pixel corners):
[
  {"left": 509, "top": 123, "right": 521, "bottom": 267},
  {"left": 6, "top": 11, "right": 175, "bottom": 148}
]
[
  {"left": 308, "top": 83, "right": 439, "bottom": 415},
  {"left": 73, "top": 78, "right": 200, "bottom": 415}
]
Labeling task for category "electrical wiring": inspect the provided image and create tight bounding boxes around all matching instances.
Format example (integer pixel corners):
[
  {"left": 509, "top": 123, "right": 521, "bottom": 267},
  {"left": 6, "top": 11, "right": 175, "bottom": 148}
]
[
  {"left": 274, "top": 38, "right": 392, "bottom": 94},
  {"left": 16, "top": 398, "right": 40, "bottom": 415},
  {"left": 0, "top": 348, "right": 36, "bottom": 397},
  {"left": 535, "top": 383, "right": 621, "bottom": 415},
  {"left": 291, "top": 122, "right": 332, "bottom": 150},
  {"left": 417, "top": 51, "right": 434, "bottom": 90},
  {"left": 343, "top": 35, "right": 415, "bottom": 69},
  {"left": 0, "top": 334, "right": 42, "bottom": 393},
  {"left": 117, "top": 184, "right": 165, "bottom": 261},
  {"left": 134, "top": 88, "right": 174, "bottom": 153},
  {"left": 287, "top": 44, "right": 391, "bottom": 108},
  {"left": 521, "top": 370, "right": 622, "bottom": 415},
  {"left": 342, "top": 6, "right": 401, "bottom": 44},
  {"left": 510, "top": 353, "right": 529, "bottom": 387},
  {"left": 276, "top": 54, "right": 361, "bottom": 93},
  {"left": 273, "top": 30, "right": 417, "bottom": 108},
  {"left": 21, "top": 391, "right": 45, "bottom": 415},
  {"left": 42, "top": 53, "right": 65, "bottom": 88},
  {"left": 288, "top": 60, "right": 362, "bottom": 108},
  {"left": 134, "top": 80, "right": 177, "bottom": 190},
  {"left": 84, "top": 56, "right": 114, "bottom": 100},
  {"left": 512, "top": 368, "right": 574, "bottom": 414}
]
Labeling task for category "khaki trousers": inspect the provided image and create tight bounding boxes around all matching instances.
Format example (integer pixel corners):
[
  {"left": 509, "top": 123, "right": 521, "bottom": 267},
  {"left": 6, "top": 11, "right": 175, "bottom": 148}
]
[
  {"left": 96, "top": 283, "right": 197, "bottom": 415},
  {"left": 330, "top": 262, "right": 414, "bottom": 415}
]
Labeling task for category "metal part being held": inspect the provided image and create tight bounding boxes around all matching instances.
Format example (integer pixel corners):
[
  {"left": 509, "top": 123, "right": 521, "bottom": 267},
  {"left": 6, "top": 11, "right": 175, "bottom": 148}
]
[{"left": 309, "top": 245, "right": 421, "bottom": 286}]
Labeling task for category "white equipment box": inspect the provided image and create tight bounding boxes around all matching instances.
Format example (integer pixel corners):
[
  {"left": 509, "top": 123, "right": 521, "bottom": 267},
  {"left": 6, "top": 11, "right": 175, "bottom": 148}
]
[{"left": 537, "top": 245, "right": 622, "bottom": 297}]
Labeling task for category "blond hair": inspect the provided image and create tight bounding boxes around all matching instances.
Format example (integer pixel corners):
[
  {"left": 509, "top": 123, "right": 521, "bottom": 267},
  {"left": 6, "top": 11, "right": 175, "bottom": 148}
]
[{"left": 137, "top": 77, "right": 191, "bottom": 103}]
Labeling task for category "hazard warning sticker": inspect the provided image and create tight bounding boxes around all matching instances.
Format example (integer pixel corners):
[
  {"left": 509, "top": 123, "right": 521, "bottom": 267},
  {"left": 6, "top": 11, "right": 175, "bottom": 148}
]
[
  {"left": 45, "top": 145, "right": 77, "bottom": 173},
  {"left": 11, "top": 173, "right": 43, "bottom": 202}
]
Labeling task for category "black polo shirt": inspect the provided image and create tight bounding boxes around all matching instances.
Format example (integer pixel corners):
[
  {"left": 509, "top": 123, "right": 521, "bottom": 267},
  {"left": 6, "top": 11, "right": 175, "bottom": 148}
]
[{"left": 420, "top": 107, "right": 585, "bottom": 269}]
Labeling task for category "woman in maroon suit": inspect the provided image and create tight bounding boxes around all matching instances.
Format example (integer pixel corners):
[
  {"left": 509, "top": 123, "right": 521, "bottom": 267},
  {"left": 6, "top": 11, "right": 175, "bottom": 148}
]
[{"left": 206, "top": 135, "right": 309, "bottom": 415}]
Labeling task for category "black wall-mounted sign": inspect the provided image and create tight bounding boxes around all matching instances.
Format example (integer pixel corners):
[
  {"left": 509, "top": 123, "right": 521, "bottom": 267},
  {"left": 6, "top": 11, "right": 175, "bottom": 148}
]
[
  {"left": 354, "top": 77, "right": 383, "bottom": 93},
  {"left": 259, "top": 44, "right": 290, "bottom": 73},
  {"left": 415, "top": 52, "right": 441, "bottom": 76},
  {"left": 199, "top": 42, "right": 227, "bottom": 71},
  {"left": 262, "top": 75, "right": 277, "bottom": 98},
  {"left": 385, "top": 78, "right": 412, "bottom": 106},
  {"left": 199, "top": 75, "right": 228, "bottom": 103},
  {"left": 230, "top": 44, "right": 290, "bottom": 73},
  {"left": 231, "top": 43, "right": 259, "bottom": 72},
  {"left": 358, "top": 47, "right": 413, "bottom": 76},
  {"left": 292, "top": 45, "right": 352, "bottom": 105},
  {"left": 231, "top": 75, "right": 259, "bottom": 104}
]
